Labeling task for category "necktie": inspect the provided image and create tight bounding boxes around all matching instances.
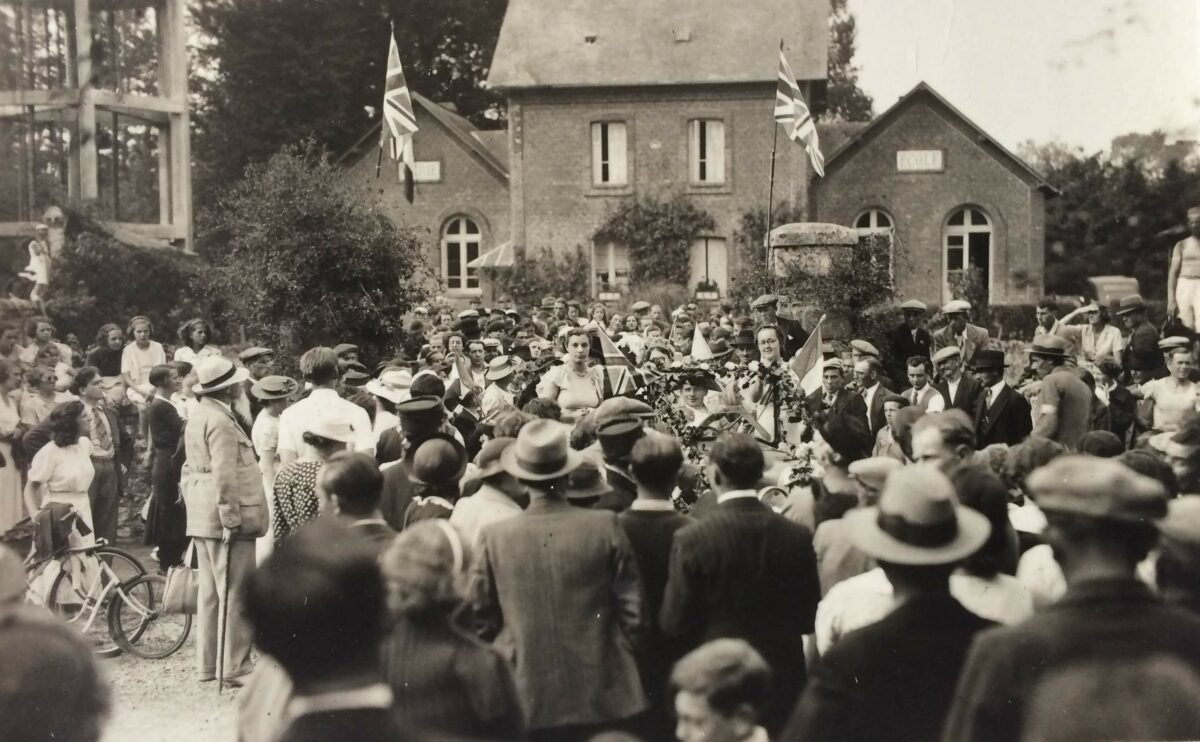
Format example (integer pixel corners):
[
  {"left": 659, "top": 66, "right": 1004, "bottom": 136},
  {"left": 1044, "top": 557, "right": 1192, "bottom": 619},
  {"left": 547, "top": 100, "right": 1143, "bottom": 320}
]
[
  {"left": 91, "top": 406, "right": 112, "bottom": 451},
  {"left": 824, "top": 394, "right": 834, "bottom": 407}
]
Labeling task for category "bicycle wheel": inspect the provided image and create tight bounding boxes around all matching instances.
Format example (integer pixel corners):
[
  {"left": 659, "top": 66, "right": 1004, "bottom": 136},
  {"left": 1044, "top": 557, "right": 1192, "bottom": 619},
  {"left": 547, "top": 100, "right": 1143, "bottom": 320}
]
[
  {"left": 94, "top": 545, "right": 147, "bottom": 585},
  {"left": 108, "top": 574, "right": 192, "bottom": 660},
  {"left": 47, "top": 557, "right": 123, "bottom": 658}
]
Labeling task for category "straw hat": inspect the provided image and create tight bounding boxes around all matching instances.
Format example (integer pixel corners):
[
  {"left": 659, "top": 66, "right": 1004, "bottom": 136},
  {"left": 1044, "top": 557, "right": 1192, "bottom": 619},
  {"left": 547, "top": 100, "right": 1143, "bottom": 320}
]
[
  {"left": 192, "top": 357, "right": 250, "bottom": 395},
  {"left": 250, "top": 375, "right": 298, "bottom": 401},
  {"left": 365, "top": 368, "right": 413, "bottom": 404},
  {"left": 484, "top": 356, "right": 517, "bottom": 382},
  {"left": 844, "top": 464, "right": 991, "bottom": 565},
  {"left": 304, "top": 416, "right": 357, "bottom": 444},
  {"left": 500, "top": 419, "right": 584, "bottom": 481}
]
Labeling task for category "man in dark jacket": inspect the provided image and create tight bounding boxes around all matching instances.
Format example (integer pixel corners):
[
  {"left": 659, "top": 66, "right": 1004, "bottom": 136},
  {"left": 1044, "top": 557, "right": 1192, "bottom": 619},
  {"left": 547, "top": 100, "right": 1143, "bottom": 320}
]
[
  {"left": 943, "top": 455, "right": 1200, "bottom": 742},
  {"left": 750, "top": 294, "right": 808, "bottom": 360},
  {"left": 886, "top": 300, "right": 932, "bottom": 383},
  {"left": 618, "top": 433, "right": 693, "bottom": 739},
  {"left": 971, "top": 349, "right": 1032, "bottom": 448},
  {"left": 803, "top": 360, "right": 867, "bottom": 422},
  {"left": 596, "top": 417, "right": 643, "bottom": 512},
  {"left": 1117, "top": 294, "right": 1167, "bottom": 379},
  {"left": 661, "top": 433, "right": 820, "bottom": 734},
  {"left": 785, "top": 464, "right": 995, "bottom": 742}
]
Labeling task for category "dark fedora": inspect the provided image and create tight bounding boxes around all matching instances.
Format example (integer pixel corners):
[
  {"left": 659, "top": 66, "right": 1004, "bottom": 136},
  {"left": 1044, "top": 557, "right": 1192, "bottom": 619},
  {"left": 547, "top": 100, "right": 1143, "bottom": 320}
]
[
  {"left": 706, "top": 338, "right": 733, "bottom": 359},
  {"left": 731, "top": 329, "right": 757, "bottom": 348},
  {"left": 397, "top": 395, "right": 445, "bottom": 437},
  {"left": 565, "top": 460, "right": 614, "bottom": 501},
  {"left": 970, "top": 349, "right": 1008, "bottom": 371},
  {"left": 1115, "top": 294, "right": 1148, "bottom": 316}
]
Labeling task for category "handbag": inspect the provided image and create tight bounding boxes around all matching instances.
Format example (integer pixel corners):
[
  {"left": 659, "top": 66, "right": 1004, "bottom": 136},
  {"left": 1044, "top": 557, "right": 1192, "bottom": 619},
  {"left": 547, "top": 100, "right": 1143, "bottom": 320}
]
[{"left": 162, "top": 540, "right": 198, "bottom": 615}]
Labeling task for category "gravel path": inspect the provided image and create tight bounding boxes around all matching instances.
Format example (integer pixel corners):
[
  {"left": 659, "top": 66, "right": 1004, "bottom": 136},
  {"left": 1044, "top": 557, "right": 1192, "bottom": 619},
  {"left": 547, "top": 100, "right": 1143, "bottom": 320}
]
[{"left": 98, "top": 541, "right": 239, "bottom": 742}]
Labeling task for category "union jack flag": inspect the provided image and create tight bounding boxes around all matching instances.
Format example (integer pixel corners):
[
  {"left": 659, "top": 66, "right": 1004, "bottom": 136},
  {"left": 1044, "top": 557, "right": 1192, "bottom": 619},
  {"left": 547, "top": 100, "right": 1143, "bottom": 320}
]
[
  {"left": 381, "top": 29, "right": 417, "bottom": 202},
  {"left": 774, "top": 46, "right": 824, "bottom": 177}
]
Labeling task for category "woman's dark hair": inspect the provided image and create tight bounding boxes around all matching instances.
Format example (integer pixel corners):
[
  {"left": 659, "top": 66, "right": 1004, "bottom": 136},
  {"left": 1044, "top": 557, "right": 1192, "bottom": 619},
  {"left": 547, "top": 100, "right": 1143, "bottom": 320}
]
[
  {"left": 301, "top": 431, "right": 348, "bottom": 453},
  {"left": 148, "top": 365, "right": 175, "bottom": 389},
  {"left": 70, "top": 366, "right": 101, "bottom": 397},
  {"left": 170, "top": 360, "right": 193, "bottom": 378},
  {"left": 50, "top": 401, "right": 85, "bottom": 447},
  {"left": 410, "top": 373, "right": 446, "bottom": 399},
  {"left": 25, "top": 317, "right": 51, "bottom": 339},
  {"left": 93, "top": 323, "right": 122, "bottom": 349},
  {"left": 951, "top": 466, "right": 1012, "bottom": 578},
  {"left": 564, "top": 327, "right": 591, "bottom": 346},
  {"left": 320, "top": 452, "right": 384, "bottom": 518}
]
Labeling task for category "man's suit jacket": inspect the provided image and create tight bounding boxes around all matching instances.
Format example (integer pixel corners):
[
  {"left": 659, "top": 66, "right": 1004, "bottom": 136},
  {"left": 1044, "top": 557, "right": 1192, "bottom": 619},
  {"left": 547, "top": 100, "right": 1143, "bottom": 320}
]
[
  {"left": 279, "top": 708, "right": 411, "bottom": 742},
  {"left": 661, "top": 496, "right": 821, "bottom": 732},
  {"left": 943, "top": 578, "right": 1200, "bottom": 742},
  {"left": 597, "top": 464, "right": 638, "bottom": 512},
  {"left": 1123, "top": 319, "right": 1167, "bottom": 378},
  {"left": 861, "top": 385, "right": 888, "bottom": 437},
  {"left": 931, "top": 323, "right": 990, "bottom": 365},
  {"left": 776, "top": 315, "right": 810, "bottom": 360},
  {"left": 887, "top": 324, "right": 932, "bottom": 379},
  {"left": 786, "top": 594, "right": 994, "bottom": 742},
  {"left": 181, "top": 396, "right": 268, "bottom": 540},
  {"left": 974, "top": 384, "right": 1033, "bottom": 448},
  {"left": 935, "top": 374, "right": 983, "bottom": 415},
  {"left": 805, "top": 388, "right": 867, "bottom": 420},
  {"left": 469, "top": 495, "right": 647, "bottom": 730}
]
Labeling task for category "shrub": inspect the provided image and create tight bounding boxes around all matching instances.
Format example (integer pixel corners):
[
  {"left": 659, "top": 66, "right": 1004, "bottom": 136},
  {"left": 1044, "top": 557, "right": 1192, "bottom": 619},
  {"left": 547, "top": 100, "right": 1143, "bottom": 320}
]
[
  {"left": 481, "top": 244, "right": 591, "bottom": 309},
  {"left": 200, "top": 141, "right": 430, "bottom": 366},
  {"left": 47, "top": 210, "right": 211, "bottom": 343},
  {"left": 593, "top": 193, "right": 716, "bottom": 290}
]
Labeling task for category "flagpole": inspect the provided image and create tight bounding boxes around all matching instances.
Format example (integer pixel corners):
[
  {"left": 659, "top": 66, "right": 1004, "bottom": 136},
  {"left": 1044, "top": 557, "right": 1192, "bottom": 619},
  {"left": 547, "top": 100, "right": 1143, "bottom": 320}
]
[{"left": 765, "top": 39, "right": 783, "bottom": 276}]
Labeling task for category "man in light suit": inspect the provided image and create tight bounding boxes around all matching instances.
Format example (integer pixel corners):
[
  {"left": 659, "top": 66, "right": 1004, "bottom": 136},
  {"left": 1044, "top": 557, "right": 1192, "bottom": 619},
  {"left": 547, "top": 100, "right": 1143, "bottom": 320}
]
[
  {"left": 182, "top": 357, "right": 268, "bottom": 685},
  {"left": 971, "top": 350, "right": 1032, "bottom": 448},
  {"left": 931, "top": 300, "right": 990, "bottom": 368},
  {"left": 469, "top": 419, "right": 647, "bottom": 741}
]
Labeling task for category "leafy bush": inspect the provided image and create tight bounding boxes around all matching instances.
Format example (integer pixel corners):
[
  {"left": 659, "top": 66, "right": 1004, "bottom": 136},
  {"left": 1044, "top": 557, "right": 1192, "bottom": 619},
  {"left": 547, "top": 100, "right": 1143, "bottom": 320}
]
[
  {"left": 481, "top": 244, "right": 591, "bottom": 309},
  {"left": 201, "top": 141, "right": 430, "bottom": 365},
  {"left": 593, "top": 194, "right": 716, "bottom": 289},
  {"left": 47, "top": 210, "right": 211, "bottom": 342}
]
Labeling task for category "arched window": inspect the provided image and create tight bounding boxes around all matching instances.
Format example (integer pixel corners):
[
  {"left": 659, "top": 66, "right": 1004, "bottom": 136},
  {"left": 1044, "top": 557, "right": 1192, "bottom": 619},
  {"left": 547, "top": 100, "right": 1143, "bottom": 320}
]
[
  {"left": 943, "top": 207, "right": 992, "bottom": 302},
  {"left": 854, "top": 208, "right": 893, "bottom": 232},
  {"left": 442, "top": 216, "right": 481, "bottom": 291}
]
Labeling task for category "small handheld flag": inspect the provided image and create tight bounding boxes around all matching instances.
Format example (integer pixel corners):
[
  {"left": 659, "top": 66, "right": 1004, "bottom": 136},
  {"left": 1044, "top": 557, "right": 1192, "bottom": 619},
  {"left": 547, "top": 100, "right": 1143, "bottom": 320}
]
[
  {"left": 380, "top": 27, "right": 418, "bottom": 202},
  {"left": 774, "top": 47, "right": 825, "bottom": 177},
  {"left": 790, "top": 315, "right": 826, "bottom": 395},
  {"left": 690, "top": 326, "right": 714, "bottom": 361}
]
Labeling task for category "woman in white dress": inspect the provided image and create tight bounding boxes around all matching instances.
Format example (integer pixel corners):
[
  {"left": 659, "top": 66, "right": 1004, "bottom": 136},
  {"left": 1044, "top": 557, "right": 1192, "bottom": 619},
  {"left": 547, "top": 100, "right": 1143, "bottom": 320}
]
[
  {"left": 121, "top": 316, "right": 167, "bottom": 405},
  {"left": 0, "top": 360, "right": 24, "bottom": 534},
  {"left": 23, "top": 400, "right": 96, "bottom": 538}
]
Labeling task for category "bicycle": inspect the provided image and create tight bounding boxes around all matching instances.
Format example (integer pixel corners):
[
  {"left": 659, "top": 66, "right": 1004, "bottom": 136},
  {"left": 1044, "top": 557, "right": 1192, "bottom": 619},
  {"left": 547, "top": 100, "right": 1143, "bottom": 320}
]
[{"left": 33, "top": 538, "right": 191, "bottom": 659}]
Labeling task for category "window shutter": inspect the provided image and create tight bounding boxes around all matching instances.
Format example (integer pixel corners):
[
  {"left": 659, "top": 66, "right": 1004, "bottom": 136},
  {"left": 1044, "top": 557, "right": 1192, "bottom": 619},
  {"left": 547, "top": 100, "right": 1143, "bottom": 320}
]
[
  {"left": 608, "top": 122, "right": 627, "bottom": 185},
  {"left": 707, "top": 120, "right": 725, "bottom": 183}
]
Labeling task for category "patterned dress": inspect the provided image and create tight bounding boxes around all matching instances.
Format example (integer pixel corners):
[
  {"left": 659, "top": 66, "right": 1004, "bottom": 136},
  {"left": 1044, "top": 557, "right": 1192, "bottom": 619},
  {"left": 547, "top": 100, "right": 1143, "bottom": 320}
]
[{"left": 271, "top": 459, "right": 323, "bottom": 545}]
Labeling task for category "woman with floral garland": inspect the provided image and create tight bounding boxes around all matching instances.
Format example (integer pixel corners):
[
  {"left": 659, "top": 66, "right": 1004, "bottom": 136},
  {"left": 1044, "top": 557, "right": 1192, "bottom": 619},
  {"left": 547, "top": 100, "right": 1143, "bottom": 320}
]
[{"left": 745, "top": 325, "right": 802, "bottom": 444}]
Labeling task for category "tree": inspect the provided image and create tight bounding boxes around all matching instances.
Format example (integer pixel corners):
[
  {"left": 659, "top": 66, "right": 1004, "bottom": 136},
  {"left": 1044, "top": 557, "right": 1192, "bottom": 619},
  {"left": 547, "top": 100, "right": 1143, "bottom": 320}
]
[
  {"left": 201, "top": 141, "right": 430, "bottom": 363},
  {"left": 824, "top": 0, "right": 873, "bottom": 122},
  {"left": 191, "top": 0, "right": 507, "bottom": 205}
]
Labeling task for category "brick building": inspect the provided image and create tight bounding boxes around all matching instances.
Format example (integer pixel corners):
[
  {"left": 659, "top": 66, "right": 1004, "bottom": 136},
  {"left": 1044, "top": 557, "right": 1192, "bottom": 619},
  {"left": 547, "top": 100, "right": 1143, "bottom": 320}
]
[
  {"left": 812, "top": 82, "right": 1058, "bottom": 306},
  {"left": 339, "top": 92, "right": 510, "bottom": 296}
]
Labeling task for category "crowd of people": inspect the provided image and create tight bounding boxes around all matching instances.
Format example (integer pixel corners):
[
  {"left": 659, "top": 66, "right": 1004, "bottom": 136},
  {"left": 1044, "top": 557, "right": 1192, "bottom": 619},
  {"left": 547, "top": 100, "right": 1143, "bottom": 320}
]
[{"left": 2, "top": 280, "right": 1200, "bottom": 742}]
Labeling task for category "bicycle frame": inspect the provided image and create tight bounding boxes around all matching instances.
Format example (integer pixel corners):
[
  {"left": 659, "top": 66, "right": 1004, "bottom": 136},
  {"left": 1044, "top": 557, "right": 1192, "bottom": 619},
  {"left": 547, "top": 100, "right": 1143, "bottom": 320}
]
[{"left": 56, "top": 552, "right": 155, "bottom": 636}]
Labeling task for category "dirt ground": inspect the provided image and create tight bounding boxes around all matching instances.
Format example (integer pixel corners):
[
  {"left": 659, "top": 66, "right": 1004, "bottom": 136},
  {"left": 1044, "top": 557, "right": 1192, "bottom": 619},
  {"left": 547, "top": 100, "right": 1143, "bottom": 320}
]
[{"left": 98, "top": 541, "right": 239, "bottom": 742}]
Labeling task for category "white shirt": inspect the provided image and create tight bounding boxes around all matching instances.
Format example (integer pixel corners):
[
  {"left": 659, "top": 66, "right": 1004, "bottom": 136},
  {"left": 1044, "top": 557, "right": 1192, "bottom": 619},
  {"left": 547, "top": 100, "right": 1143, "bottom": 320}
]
[
  {"left": 717, "top": 488, "right": 760, "bottom": 505},
  {"left": 861, "top": 382, "right": 881, "bottom": 413},
  {"left": 985, "top": 380, "right": 1007, "bottom": 409},
  {"left": 287, "top": 684, "right": 393, "bottom": 718},
  {"left": 277, "top": 388, "right": 374, "bottom": 458},
  {"left": 120, "top": 341, "right": 166, "bottom": 390},
  {"left": 629, "top": 499, "right": 677, "bottom": 512},
  {"left": 946, "top": 376, "right": 961, "bottom": 404}
]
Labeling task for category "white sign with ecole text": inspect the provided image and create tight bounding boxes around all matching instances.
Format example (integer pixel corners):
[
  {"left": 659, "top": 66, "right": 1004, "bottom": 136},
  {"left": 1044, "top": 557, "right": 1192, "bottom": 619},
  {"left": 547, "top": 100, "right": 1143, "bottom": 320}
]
[{"left": 896, "top": 149, "right": 944, "bottom": 172}]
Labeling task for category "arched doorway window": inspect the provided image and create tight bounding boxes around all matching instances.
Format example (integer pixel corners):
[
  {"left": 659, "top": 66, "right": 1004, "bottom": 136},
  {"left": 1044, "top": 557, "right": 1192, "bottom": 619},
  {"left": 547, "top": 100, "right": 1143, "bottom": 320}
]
[
  {"left": 854, "top": 208, "right": 893, "bottom": 232},
  {"left": 442, "top": 216, "right": 481, "bottom": 291},
  {"left": 943, "top": 207, "right": 992, "bottom": 302}
]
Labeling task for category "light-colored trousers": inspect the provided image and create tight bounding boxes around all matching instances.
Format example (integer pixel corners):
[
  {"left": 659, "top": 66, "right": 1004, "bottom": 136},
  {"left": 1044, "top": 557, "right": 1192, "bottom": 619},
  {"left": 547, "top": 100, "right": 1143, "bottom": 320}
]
[
  {"left": 195, "top": 537, "right": 256, "bottom": 680},
  {"left": 1177, "top": 276, "right": 1200, "bottom": 330}
]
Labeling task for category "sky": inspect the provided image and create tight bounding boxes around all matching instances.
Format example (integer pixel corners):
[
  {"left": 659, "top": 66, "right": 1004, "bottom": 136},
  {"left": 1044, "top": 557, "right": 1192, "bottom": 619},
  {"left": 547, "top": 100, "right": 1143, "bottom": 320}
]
[{"left": 848, "top": 0, "right": 1200, "bottom": 153}]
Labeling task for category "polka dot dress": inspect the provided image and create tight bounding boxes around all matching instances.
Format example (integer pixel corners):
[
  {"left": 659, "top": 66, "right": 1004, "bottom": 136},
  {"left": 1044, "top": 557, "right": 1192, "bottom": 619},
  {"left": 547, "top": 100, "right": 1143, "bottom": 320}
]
[{"left": 271, "top": 460, "right": 323, "bottom": 545}]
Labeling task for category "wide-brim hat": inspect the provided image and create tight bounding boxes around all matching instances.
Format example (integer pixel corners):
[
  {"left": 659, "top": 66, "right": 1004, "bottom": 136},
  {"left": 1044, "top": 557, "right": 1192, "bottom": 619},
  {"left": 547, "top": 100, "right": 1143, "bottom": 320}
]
[
  {"left": 474, "top": 437, "right": 516, "bottom": 480},
  {"left": 485, "top": 355, "right": 517, "bottom": 381},
  {"left": 1027, "top": 335, "right": 1072, "bottom": 360},
  {"left": 501, "top": 419, "right": 584, "bottom": 481},
  {"left": 678, "top": 369, "right": 723, "bottom": 393},
  {"left": 844, "top": 464, "right": 991, "bottom": 565},
  {"left": 970, "top": 349, "right": 1007, "bottom": 371},
  {"left": 193, "top": 357, "right": 250, "bottom": 395},
  {"left": 407, "top": 433, "right": 468, "bottom": 487},
  {"left": 1115, "top": 294, "right": 1147, "bottom": 315},
  {"left": 565, "top": 460, "right": 613, "bottom": 500},
  {"left": 250, "top": 374, "right": 298, "bottom": 401},
  {"left": 706, "top": 338, "right": 733, "bottom": 358},
  {"left": 305, "top": 416, "right": 358, "bottom": 444}
]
